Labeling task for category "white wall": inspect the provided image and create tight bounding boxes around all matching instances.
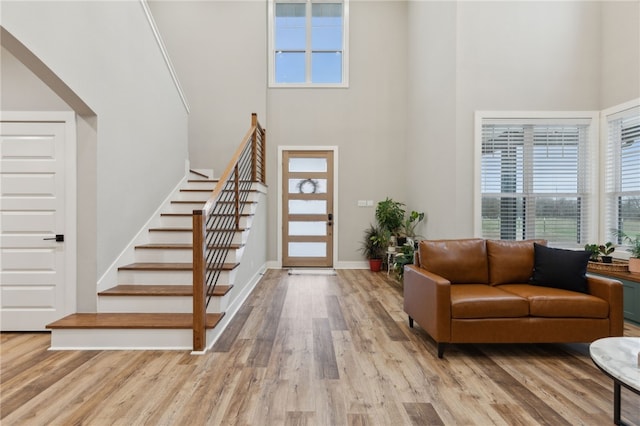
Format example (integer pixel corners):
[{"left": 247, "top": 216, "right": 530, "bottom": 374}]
[
  {"left": 406, "top": 1, "right": 625, "bottom": 240},
  {"left": 147, "top": 0, "right": 267, "bottom": 176},
  {"left": 150, "top": 1, "right": 408, "bottom": 263},
  {"left": 1, "top": 1, "right": 190, "bottom": 306},
  {"left": 0, "top": 47, "right": 71, "bottom": 111},
  {"left": 266, "top": 1, "right": 409, "bottom": 263},
  {"left": 601, "top": 1, "right": 640, "bottom": 110}
]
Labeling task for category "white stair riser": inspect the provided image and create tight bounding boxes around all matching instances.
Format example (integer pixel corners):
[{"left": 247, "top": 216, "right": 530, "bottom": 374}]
[
  {"left": 176, "top": 191, "right": 214, "bottom": 202},
  {"left": 135, "top": 247, "right": 243, "bottom": 263},
  {"left": 49, "top": 328, "right": 193, "bottom": 350},
  {"left": 117, "top": 269, "right": 236, "bottom": 285},
  {"left": 184, "top": 181, "right": 217, "bottom": 190},
  {"left": 160, "top": 215, "right": 252, "bottom": 229},
  {"left": 148, "top": 230, "right": 249, "bottom": 245},
  {"left": 167, "top": 202, "right": 256, "bottom": 215},
  {"left": 135, "top": 248, "right": 193, "bottom": 263},
  {"left": 176, "top": 190, "right": 259, "bottom": 202},
  {"left": 98, "top": 294, "right": 229, "bottom": 313}
]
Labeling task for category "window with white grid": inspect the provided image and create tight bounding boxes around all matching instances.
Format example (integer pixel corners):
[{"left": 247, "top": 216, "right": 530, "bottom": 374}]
[
  {"left": 269, "top": 0, "right": 348, "bottom": 87},
  {"left": 480, "top": 117, "right": 595, "bottom": 246},
  {"left": 604, "top": 105, "right": 640, "bottom": 246}
]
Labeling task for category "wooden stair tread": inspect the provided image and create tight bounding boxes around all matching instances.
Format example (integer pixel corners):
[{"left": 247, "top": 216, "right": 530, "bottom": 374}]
[
  {"left": 161, "top": 212, "right": 252, "bottom": 217},
  {"left": 188, "top": 179, "right": 219, "bottom": 183},
  {"left": 46, "top": 312, "right": 224, "bottom": 329},
  {"left": 180, "top": 188, "right": 257, "bottom": 193},
  {"left": 118, "top": 262, "right": 239, "bottom": 271},
  {"left": 135, "top": 243, "right": 243, "bottom": 250},
  {"left": 148, "top": 227, "right": 248, "bottom": 232},
  {"left": 136, "top": 243, "right": 243, "bottom": 250},
  {"left": 171, "top": 200, "right": 256, "bottom": 204},
  {"left": 99, "top": 284, "right": 232, "bottom": 297}
]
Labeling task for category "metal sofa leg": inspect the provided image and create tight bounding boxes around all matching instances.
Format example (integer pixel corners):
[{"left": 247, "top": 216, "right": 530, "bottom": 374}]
[
  {"left": 437, "top": 343, "right": 445, "bottom": 359},
  {"left": 409, "top": 316, "right": 414, "bottom": 328}
]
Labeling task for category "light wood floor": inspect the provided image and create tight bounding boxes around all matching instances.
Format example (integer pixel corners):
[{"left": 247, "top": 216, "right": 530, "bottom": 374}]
[{"left": 2, "top": 269, "right": 639, "bottom": 425}]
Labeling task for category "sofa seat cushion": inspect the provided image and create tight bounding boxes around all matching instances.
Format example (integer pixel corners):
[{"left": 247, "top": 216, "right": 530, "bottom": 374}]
[
  {"left": 499, "top": 284, "right": 609, "bottom": 319},
  {"left": 450, "top": 284, "right": 529, "bottom": 319}
]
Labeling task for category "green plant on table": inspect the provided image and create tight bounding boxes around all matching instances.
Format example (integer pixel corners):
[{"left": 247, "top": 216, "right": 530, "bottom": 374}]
[
  {"left": 392, "top": 243, "right": 416, "bottom": 280},
  {"left": 400, "top": 210, "right": 425, "bottom": 239},
  {"left": 375, "top": 198, "right": 405, "bottom": 236},
  {"left": 584, "top": 243, "right": 599, "bottom": 261},
  {"left": 614, "top": 230, "right": 640, "bottom": 258},
  {"left": 598, "top": 242, "right": 615, "bottom": 256}
]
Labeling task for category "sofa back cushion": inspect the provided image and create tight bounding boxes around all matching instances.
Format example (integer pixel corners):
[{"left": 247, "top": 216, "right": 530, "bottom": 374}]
[
  {"left": 418, "top": 239, "right": 489, "bottom": 284},
  {"left": 487, "top": 239, "right": 547, "bottom": 285}
]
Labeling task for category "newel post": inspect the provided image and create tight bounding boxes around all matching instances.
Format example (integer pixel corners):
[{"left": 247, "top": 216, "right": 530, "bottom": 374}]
[
  {"left": 192, "top": 210, "right": 206, "bottom": 352},
  {"left": 251, "top": 113, "right": 258, "bottom": 182}
]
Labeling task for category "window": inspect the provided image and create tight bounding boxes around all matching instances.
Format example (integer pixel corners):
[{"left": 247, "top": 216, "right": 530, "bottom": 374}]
[
  {"left": 478, "top": 114, "right": 597, "bottom": 246},
  {"left": 269, "top": 0, "right": 348, "bottom": 87},
  {"left": 604, "top": 104, "right": 640, "bottom": 247}
]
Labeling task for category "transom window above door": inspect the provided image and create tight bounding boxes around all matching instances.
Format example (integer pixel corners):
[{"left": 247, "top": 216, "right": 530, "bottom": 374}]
[{"left": 268, "top": 0, "right": 349, "bottom": 87}]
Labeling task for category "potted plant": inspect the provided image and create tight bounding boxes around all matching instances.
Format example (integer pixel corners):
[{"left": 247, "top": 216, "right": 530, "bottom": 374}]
[
  {"left": 399, "top": 210, "right": 425, "bottom": 246},
  {"left": 615, "top": 230, "right": 640, "bottom": 273},
  {"left": 360, "top": 224, "right": 389, "bottom": 272},
  {"left": 375, "top": 198, "right": 405, "bottom": 237},
  {"left": 598, "top": 242, "right": 615, "bottom": 263},
  {"left": 584, "top": 243, "right": 600, "bottom": 261},
  {"left": 392, "top": 242, "right": 415, "bottom": 280}
]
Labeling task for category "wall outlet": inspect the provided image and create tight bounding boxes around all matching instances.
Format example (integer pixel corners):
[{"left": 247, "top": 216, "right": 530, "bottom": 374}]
[
  {"left": 357, "top": 200, "right": 367, "bottom": 207},
  {"left": 366, "top": 200, "right": 374, "bottom": 207}
]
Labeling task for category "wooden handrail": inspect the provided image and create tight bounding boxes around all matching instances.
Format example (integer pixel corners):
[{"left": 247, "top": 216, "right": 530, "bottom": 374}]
[{"left": 192, "top": 113, "right": 265, "bottom": 352}]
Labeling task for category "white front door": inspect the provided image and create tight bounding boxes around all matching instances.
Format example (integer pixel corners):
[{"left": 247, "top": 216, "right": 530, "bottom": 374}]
[{"left": 1, "top": 119, "right": 73, "bottom": 330}]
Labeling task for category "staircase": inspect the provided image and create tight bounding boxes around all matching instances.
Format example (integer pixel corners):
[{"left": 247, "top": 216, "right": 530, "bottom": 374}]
[{"left": 47, "top": 172, "right": 264, "bottom": 350}]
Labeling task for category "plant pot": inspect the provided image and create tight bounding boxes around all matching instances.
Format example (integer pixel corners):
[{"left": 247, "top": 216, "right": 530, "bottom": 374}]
[
  {"left": 629, "top": 258, "right": 640, "bottom": 274},
  {"left": 369, "top": 258, "right": 383, "bottom": 272},
  {"left": 601, "top": 256, "right": 613, "bottom": 263}
]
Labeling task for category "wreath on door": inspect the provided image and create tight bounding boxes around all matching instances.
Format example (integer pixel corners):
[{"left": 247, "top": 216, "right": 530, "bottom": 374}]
[{"left": 297, "top": 178, "right": 319, "bottom": 194}]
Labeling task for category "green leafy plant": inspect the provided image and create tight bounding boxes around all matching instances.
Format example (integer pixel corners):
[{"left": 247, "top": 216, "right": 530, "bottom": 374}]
[
  {"left": 375, "top": 198, "right": 405, "bottom": 236},
  {"left": 614, "top": 230, "right": 640, "bottom": 258},
  {"left": 392, "top": 243, "right": 415, "bottom": 279},
  {"left": 598, "top": 242, "right": 615, "bottom": 256},
  {"left": 584, "top": 243, "right": 599, "bottom": 261},
  {"left": 360, "top": 224, "right": 389, "bottom": 260},
  {"left": 401, "top": 210, "right": 425, "bottom": 239}
]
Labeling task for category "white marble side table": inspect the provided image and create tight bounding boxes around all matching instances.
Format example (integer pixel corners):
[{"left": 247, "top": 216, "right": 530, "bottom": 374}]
[{"left": 590, "top": 337, "right": 640, "bottom": 426}]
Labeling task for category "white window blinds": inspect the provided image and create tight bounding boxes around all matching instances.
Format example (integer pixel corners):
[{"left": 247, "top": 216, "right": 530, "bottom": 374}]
[
  {"left": 604, "top": 106, "right": 640, "bottom": 244},
  {"left": 481, "top": 119, "right": 592, "bottom": 245}
]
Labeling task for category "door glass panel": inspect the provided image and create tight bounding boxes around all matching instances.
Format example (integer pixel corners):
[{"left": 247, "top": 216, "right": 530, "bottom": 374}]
[
  {"left": 289, "top": 242, "right": 326, "bottom": 257},
  {"left": 289, "top": 157, "right": 327, "bottom": 172},
  {"left": 289, "top": 200, "right": 327, "bottom": 215},
  {"left": 289, "top": 221, "right": 326, "bottom": 236},
  {"left": 288, "top": 178, "right": 327, "bottom": 194}
]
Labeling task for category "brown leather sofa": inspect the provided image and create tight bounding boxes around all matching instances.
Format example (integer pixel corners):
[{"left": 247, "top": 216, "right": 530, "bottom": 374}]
[{"left": 403, "top": 239, "right": 624, "bottom": 358}]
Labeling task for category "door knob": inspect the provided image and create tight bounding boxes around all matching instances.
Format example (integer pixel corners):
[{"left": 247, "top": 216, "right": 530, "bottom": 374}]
[{"left": 43, "top": 234, "right": 64, "bottom": 242}]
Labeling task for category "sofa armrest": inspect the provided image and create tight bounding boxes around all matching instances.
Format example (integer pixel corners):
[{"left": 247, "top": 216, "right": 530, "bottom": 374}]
[
  {"left": 586, "top": 274, "right": 624, "bottom": 336},
  {"left": 403, "top": 265, "right": 452, "bottom": 342}
]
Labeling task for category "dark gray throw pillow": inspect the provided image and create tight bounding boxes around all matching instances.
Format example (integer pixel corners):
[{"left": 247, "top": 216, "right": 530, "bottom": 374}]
[{"left": 531, "top": 243, "right": 591, "bottom": 293}]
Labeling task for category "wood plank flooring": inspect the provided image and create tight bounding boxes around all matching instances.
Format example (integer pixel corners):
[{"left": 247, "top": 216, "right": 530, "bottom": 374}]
[{"left": 2, "top": 269, "right": 639, "bottom": 425}]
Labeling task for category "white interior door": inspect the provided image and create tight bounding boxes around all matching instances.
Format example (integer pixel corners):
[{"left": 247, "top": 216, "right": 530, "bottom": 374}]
[{"left": 1, "top": 120, "right": 69, "bottom": 330}]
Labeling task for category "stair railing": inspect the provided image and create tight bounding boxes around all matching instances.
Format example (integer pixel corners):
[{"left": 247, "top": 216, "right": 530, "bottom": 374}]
[{"left": 192, "top": 113, "right": 266, "bottom": 351}]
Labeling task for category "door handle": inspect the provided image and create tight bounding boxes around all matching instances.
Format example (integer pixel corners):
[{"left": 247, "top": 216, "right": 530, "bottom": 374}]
[
  {"left": 327, "top": 213, "right": 333, "bottom": 226},
  {"left": 43, "top": 234, "right": 64, "bottom": 242}
]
